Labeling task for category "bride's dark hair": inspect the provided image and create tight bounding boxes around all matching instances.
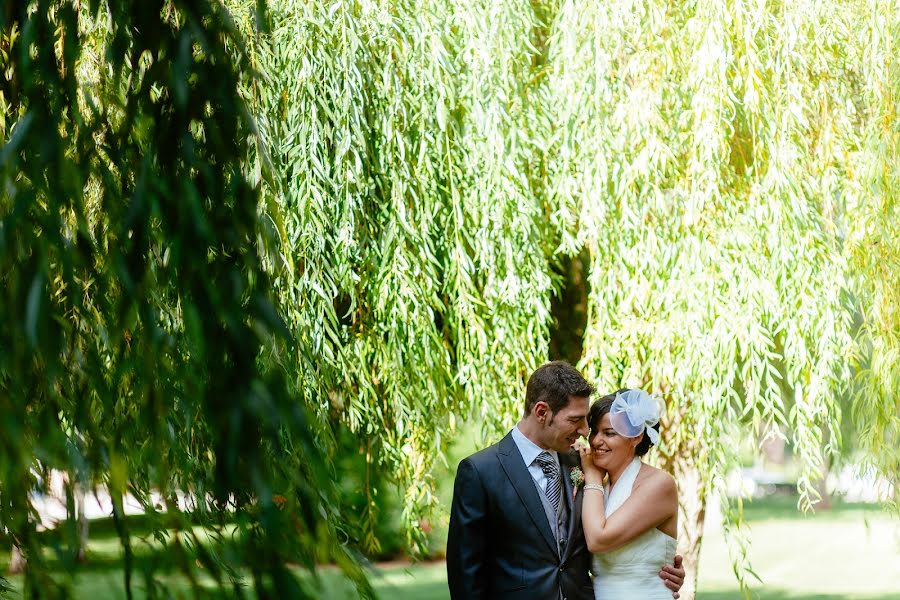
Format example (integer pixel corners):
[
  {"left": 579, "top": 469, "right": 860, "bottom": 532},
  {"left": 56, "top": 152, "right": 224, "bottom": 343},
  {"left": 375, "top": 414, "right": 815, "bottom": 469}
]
[{"left": 588, "top": 389, "right": 660, "bottom": 457}]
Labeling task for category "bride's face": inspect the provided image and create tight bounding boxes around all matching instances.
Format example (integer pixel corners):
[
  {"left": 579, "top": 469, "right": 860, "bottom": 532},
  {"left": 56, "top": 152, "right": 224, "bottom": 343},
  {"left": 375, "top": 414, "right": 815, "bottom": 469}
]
[{"left": 589, "top": 413, "right": 641, "bottom": 471}]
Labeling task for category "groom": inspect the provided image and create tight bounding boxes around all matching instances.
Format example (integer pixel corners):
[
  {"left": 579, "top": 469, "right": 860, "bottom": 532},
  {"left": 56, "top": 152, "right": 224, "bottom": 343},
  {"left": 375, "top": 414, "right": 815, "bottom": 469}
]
[{"left": 447, "top": 361, "right": 684, "bottom": 599}]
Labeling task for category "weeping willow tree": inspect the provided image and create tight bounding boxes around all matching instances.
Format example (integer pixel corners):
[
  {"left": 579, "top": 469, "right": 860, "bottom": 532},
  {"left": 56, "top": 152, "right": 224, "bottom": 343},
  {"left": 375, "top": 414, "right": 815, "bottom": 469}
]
[
  {"left": 2, "top": 0, "right": 898, "bottom": 598},
  {"left": 848, "top": 0, "right": 900, "bottom": 506},
  {"left": 0, "top": 1, "right": 369, "bottom": 597},
  {"left": 234, "top": 1, "right": 898, "bottom": 595},
  {"left": 235, "top": 0, "right": 559, "bottom": 551},
  {"left": 239, "top": 0, "right": 899, "bottom": 594},
  {"left": 545, "top": 0, "right": 898, "bottom": 596}
]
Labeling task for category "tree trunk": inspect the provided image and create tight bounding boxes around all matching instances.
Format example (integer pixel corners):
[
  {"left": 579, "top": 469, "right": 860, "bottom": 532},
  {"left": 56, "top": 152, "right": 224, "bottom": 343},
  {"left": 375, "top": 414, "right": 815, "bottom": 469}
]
[
  {"left": 671, "top": 457, "right": 706, "bottom": 599},
  {"left": 812, "top": 463, "right": 832, "bottom": 511},
  {"left": 548, "top": 249, "right": 589, "bottom": 364},
  {"left": 8, "top": 545, "right": 25, "bottom": 574},
  {"left": 656, "top": 401, "right": 709, "bottom": 600},
  {"left": 75, "top": 484, "right": 88, "bottom": 562},
  {"left": 760, "top": 431, "right": 786, "bottom": 466}
]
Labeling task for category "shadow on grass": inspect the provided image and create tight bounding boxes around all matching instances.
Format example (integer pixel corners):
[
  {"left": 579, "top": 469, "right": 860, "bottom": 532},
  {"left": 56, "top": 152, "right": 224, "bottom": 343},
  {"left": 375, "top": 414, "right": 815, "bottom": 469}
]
[
  {"left": 376, "top": 583, "right": 447, "bottom": 600},
  {"left": 365, "top": 567, "right": 448, "bottom": 600},
  {"left": 2, "top": 574, "right": 326, "bottom": 600}
]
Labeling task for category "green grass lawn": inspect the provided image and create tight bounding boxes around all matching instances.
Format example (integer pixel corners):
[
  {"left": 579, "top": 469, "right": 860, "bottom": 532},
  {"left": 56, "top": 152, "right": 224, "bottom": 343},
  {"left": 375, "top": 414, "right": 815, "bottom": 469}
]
[
  {"left": 694, "top": 496, "right": 900, "bottom": 600},
  {"left": 2, "top": 496, "right": 899, "bottom": 599}
]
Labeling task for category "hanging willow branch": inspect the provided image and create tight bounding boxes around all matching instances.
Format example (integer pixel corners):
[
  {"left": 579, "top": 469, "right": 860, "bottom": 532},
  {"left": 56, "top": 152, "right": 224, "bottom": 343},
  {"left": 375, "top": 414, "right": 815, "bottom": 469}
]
[
  {"left": 0, "top": 1, "right": 367, "bottom": 597},
  {"left": 237, "top": 0, "right": 558, "bottom": 552},
  {"left": 544, "top": 0, "right": 894, "bottom": 596}
]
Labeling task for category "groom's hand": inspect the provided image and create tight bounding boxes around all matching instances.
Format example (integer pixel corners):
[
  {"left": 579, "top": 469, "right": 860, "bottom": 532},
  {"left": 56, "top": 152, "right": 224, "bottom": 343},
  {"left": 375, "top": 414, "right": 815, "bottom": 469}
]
[{"left": 659, "top": 554, "right": 684, "bottom": 598}]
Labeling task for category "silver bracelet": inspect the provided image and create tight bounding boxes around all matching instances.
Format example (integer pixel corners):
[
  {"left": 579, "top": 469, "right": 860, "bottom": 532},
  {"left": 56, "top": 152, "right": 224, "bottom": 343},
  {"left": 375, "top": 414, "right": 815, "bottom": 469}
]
[{"left": 583, "top": 483, "right": 604, "bottom": 493}]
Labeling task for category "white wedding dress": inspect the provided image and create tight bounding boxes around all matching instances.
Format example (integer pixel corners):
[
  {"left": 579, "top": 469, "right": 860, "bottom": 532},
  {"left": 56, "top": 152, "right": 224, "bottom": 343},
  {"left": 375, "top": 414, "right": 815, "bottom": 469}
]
[{"left": 592, "top": 457, "right": 677, "bottom": 599}]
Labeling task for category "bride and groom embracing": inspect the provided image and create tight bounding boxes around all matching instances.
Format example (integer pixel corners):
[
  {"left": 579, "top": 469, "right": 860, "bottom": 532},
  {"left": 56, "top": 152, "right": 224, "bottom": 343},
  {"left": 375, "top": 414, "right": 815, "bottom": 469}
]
[{"left": 447, "top": 361, "right": 685, "bottom": 599}]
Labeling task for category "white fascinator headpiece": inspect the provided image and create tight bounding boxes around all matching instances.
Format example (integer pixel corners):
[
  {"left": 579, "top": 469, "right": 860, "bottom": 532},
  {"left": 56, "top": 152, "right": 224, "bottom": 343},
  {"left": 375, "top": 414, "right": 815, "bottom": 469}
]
[{"left": 609, "top": 389, "right": 664, "bottom": 445}]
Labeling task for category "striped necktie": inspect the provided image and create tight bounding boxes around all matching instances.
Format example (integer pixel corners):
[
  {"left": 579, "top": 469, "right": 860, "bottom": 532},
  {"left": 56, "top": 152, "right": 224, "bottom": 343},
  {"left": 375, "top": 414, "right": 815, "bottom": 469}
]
[{"left": 534, "top": 451, "right": 561, "bottom": 515}]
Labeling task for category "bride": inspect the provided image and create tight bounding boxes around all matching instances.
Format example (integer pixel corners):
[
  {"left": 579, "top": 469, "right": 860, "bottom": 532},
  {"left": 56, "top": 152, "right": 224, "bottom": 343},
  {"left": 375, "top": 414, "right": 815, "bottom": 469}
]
[{"left": 576, "top": 389, "right": 679, "bottom": 599}]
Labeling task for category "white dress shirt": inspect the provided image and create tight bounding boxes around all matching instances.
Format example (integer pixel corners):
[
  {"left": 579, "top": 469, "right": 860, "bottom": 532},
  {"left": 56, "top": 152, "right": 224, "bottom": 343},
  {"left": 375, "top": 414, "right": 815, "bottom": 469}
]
[{"left": 511, "top": 424, "right": 559, "bottom": 495}]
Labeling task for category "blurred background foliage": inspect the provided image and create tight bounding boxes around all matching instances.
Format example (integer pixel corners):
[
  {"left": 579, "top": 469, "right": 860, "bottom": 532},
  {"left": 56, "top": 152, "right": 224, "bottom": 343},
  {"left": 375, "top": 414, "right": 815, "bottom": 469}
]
[{"left": 1, "top": 0, "right": 898, "bottom": 599}]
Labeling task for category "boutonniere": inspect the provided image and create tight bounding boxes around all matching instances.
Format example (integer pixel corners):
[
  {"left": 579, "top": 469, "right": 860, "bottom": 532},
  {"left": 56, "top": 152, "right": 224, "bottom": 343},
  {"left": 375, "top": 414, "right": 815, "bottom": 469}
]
[{"left": 570, "top": 467, "right": 585, "bottom": 498}]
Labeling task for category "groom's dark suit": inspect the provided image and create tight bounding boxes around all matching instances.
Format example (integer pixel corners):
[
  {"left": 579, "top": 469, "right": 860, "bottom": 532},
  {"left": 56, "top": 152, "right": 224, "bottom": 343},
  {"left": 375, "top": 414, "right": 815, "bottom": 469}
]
[{"left": 447, "top": 432, "right": 593, "bottom": 600}]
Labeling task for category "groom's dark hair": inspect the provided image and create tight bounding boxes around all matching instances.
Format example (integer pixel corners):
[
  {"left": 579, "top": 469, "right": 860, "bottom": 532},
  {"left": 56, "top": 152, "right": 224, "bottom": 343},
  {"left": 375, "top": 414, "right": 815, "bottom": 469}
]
[{"left": 524, "top": 361, "right": 595, "bottom": 417}]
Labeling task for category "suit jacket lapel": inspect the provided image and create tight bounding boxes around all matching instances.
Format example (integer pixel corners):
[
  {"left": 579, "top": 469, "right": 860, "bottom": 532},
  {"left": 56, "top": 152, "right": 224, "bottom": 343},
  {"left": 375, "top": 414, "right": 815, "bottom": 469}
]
[
  {"left": 561, "top": 450, "right": 583, "bottom": 561},
  {"left": 497, "top": 433, "right": 558, "bottom": 554}
]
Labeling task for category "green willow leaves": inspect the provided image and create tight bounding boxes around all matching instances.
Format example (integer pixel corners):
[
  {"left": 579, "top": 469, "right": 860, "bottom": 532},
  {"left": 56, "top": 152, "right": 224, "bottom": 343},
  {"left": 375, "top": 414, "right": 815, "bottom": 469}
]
[
  {"left": 546, "top": 0, "right": 897, "bottom": 595},
  {"left": 1, "top": 1, "right": 364, "bottom": 597},
  {"left": 1, "top": 0, "right": 898, "bottom": 599},
  {"left": 240, "top": 0, "right": 899, "bottom": 596},
  {"left": 849, "top": 0, "right": 900, "bottom": 511},
  {"left": 237, "top": 0, "right": 558, "bottom": 551}
]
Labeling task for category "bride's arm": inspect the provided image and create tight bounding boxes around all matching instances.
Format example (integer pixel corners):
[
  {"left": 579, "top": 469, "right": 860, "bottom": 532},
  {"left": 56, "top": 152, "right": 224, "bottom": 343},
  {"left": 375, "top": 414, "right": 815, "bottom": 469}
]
[{"left": 581, "top": 471, "right": 677, "bottom": 554}]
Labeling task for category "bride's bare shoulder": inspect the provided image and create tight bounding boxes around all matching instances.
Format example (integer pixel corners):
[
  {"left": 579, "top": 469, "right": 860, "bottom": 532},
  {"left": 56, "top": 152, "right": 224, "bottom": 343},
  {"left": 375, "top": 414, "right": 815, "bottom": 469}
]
[{"left": 636, "top": 464, "right": 677, "bottom": 493}]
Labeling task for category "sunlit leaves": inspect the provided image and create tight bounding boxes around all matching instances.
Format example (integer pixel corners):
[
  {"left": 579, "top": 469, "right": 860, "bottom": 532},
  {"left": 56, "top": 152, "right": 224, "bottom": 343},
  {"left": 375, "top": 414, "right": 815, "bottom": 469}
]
[
  {"left": 544, "top": 0, "right": 896, "bottom": 594},
  {"left": 848, "top": 0, "right": 900, "bottom": 512},
  {"left": 239, "top": 0, "right": 556, "bottom": 552}
]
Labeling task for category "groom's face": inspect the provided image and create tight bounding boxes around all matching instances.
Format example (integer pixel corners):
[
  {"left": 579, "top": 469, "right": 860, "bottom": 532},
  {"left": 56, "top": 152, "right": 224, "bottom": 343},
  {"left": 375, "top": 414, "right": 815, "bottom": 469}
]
[{"left": 544, "top": 395, "right": 591, "bottom": 453}]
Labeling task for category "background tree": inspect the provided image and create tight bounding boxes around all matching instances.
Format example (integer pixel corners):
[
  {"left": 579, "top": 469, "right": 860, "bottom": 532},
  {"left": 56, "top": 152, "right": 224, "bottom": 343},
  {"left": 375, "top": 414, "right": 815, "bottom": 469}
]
[
  {"left": 848, "top": 0, "right": 900, "bottom": 507},
  {"left": 544, "top": 0, "right": 897, "bottom": 596},
  {"left": 234, "top": 0, "right": 559, "bottom": 551},
  {"left": 224, "top": 1, "right": 900, "bottom": 595}
]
